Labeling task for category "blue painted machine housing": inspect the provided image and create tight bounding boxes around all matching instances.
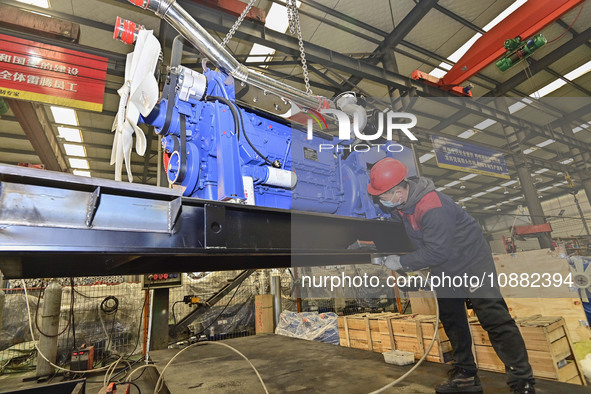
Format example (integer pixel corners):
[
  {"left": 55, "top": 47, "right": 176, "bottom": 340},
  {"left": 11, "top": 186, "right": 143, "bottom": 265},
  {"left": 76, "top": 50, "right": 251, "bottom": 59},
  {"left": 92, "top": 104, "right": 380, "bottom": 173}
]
[{"left": 140, "top": 68, "right": 417, "bottom": 219}]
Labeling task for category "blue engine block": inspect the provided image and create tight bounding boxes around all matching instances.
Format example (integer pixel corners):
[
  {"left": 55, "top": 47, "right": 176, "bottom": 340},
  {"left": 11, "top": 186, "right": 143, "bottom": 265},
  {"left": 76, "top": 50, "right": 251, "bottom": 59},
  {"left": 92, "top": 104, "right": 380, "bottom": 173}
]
[{"left": 141, "top": 67, "right": 417, "bottom": 219}]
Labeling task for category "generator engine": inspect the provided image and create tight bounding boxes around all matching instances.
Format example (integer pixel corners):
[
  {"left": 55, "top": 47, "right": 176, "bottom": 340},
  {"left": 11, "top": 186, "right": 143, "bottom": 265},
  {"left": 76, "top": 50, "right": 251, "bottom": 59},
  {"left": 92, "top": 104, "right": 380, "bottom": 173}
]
[{"left": 112, "top": 18, "right": 417, "bottom": 219}]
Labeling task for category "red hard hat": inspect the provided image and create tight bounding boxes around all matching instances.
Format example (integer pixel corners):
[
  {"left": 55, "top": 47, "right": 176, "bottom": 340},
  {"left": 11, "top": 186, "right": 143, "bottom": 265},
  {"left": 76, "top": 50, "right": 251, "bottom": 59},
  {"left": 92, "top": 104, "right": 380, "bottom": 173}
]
[{"left": 367, "top": 158, "right": 408, "bottom": 195}]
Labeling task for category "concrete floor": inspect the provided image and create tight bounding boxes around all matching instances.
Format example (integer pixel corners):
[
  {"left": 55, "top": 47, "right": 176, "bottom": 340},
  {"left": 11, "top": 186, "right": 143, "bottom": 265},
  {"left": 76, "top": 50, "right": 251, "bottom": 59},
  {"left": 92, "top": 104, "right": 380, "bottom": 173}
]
[
  {"left": 0, "top": 361, "right": 158, "bottom": 394},
  {"left": 0, "top": 335, "right": 587, "bottom": 393},
  {"left": 150, "top": 334, "right": 589, "bottom": 394}
]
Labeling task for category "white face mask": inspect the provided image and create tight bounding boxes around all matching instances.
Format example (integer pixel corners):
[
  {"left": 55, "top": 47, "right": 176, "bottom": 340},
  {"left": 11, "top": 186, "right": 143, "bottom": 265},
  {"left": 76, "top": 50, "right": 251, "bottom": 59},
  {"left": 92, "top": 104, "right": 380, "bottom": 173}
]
[{"left": 380, "top": 194, "right": 402, "bottom": 208}]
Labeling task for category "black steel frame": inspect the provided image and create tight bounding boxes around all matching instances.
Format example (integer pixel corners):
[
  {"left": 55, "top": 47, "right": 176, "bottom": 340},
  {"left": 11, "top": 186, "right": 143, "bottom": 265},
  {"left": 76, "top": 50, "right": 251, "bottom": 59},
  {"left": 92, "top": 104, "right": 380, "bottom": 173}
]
[{"left": 0, "top": 164, "right": 412, "bottom": 278}]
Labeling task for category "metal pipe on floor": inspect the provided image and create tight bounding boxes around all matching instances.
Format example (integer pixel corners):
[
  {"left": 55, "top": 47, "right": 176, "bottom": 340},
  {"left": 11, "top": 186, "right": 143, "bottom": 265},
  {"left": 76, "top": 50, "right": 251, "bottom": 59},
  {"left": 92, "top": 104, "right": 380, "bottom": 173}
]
[
  {"left": 0, "top": 271, "right": 5, "bottom": 332},
  {"left": 36, "top": 280, "right": 62, "bottom": 378},
  {"left": 271, "top": 274, "right": 282, "bottom": 327},
  {"left": 145, "top": 288, "right": 154, "bottom": 363}
]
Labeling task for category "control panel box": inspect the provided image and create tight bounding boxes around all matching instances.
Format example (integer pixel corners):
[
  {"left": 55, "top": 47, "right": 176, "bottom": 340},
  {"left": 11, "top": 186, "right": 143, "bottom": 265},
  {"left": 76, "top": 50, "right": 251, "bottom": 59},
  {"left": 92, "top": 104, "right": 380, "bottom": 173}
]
[
  {"left": 71, "top": 345, "right": 94, "bottom": 371},
  {"left": 141, "top": 272, "right": 182, "bottom": 289}
]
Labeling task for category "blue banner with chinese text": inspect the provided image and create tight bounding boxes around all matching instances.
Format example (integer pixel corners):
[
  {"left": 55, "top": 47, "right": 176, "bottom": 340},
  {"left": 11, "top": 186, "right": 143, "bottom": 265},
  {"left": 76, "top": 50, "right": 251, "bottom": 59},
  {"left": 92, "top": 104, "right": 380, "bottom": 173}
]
[{"left": 431, "top": 135, "right": 510, "bottom": 179}]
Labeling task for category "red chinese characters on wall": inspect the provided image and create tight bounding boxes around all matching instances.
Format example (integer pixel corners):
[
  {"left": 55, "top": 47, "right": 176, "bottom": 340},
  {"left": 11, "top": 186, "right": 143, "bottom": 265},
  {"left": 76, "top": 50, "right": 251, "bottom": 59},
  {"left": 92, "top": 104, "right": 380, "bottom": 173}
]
[{"left": 0, "top": 33, "right": 108, "bottom": 111}]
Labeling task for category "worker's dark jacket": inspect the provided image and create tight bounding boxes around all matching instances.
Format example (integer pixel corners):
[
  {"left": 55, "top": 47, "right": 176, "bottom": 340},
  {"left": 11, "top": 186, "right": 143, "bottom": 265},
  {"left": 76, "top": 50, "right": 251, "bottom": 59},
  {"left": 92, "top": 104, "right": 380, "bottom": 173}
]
[{"left": 392, "top": 177, "right": 495, "bottom": 281}]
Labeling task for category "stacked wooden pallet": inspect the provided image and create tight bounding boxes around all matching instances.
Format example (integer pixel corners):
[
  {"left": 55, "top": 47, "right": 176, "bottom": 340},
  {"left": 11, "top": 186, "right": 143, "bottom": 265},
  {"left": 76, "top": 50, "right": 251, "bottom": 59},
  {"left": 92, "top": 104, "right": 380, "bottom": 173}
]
[
  {"left": 337, "top": 313, "right": 452, "bottom": 363},
  {"left": 338, "top": 312, "right": 586, "bottom": 385},
  {"left": 337, "top": 312, "right": 398, "bottom": 353},
  {"left": 469, "top": 315, "right": 586, "bottom": 385}
]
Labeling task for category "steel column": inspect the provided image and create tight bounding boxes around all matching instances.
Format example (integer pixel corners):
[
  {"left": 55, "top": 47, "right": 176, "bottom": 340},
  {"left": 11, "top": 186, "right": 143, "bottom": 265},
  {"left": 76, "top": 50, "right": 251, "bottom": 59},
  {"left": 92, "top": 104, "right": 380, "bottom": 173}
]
[
  {"left": 382, "top": 48, "right": 424, "bottom": 178},
  {"left": 150, "top": 288, "right": 169, "bottom": 350},
  {"left": 271, "top": 274, "right": 282, "bottom": 327},
  {"left": 561, "top": 124, "right": 591, "bottom": 208},
  {"left": 515, "top": 166, "right": 554, "bottom": 248},
  {"left": 496, "top": 99, "right": 553, "bottom": 249}
]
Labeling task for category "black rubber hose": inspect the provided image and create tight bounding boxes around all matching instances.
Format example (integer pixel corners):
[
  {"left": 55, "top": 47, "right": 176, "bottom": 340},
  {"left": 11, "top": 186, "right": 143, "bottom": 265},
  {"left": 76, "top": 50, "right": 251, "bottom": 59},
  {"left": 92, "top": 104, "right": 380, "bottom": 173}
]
[
  {"left": 205, "top": 95, "right": 275, "bottom": 167},
  {"left": 205, "top": 95, "right": 240, "bottom": 140},
  {"left": 100, "top": 296, "right": 119, "bottom": 314}
]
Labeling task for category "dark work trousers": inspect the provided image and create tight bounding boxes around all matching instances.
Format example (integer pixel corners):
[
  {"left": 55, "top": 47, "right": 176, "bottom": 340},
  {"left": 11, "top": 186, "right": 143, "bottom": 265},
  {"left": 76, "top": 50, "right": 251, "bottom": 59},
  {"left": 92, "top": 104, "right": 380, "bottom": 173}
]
[{"left": 437, "top": 294, "right": 534, "bottom": 387}]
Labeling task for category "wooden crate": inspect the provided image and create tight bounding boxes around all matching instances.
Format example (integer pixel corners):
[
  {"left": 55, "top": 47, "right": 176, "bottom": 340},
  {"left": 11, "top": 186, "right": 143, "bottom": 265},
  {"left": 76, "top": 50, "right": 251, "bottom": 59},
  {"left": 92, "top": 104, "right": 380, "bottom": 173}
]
[
  {"left": 493, "top": 249, "right": 591, "bottom": 343},
  {"left": 337, "top": 313, "right": 400, "bottom": 353},
  {"left": 469, "top": 315, "right": 586, "bottom": 385},
  {"left": 338, "top": 313, "right": 453, "bottom": 363},
  {"left": 380, "top": 314, "right": 453, "bottom": 363}
]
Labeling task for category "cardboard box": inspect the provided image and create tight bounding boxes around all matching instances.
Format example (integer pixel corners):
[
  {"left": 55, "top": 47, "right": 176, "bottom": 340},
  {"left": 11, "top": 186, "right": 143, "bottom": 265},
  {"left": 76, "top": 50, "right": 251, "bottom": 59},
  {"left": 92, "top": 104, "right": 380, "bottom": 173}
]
[{"left": 255, "top": 294, "right": 274, "bottom": 334}]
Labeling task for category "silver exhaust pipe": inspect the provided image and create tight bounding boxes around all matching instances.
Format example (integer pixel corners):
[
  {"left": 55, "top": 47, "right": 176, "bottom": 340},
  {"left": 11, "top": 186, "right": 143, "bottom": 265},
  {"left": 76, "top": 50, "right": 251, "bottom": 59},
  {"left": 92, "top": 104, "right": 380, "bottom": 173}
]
[{"left": 127, "top": 0, "right": 332, "bottom": 111}]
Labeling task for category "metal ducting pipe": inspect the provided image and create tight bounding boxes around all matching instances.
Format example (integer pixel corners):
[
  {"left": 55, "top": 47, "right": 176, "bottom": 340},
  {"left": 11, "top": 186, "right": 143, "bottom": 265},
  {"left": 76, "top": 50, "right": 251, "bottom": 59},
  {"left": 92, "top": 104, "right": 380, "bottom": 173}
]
[
  {"left": 336, "top": 93, "right": 367, "bottom": 134},
  {"left": 36, "top": 280, "right": 63, "bottom": 378},
  {"left": 127, "top": 0, "right": 332, "bottom": 111}
]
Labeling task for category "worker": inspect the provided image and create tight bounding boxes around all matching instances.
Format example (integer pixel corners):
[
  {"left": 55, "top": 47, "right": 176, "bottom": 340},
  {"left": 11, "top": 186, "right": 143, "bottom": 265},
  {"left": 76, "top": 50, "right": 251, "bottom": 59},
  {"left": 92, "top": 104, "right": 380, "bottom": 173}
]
[
  {"left": 505, "top": 237, "right": 517, "bottom": 253},
  {"left": 368, "top": 158, "right": 535, "bottom": 394}
]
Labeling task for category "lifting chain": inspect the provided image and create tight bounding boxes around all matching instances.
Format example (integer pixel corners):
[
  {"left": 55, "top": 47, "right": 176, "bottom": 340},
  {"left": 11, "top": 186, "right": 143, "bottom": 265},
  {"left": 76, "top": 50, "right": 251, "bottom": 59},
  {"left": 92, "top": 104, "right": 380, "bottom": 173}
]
[
  {"left": 222, "top": 0, "right": 312, "bottom": 95},
  {"left": 221, "top": 0, "right": 257, "bottom": 48},
  {"left": 286, "top": 0, "right": 312, "bottom": 95}
]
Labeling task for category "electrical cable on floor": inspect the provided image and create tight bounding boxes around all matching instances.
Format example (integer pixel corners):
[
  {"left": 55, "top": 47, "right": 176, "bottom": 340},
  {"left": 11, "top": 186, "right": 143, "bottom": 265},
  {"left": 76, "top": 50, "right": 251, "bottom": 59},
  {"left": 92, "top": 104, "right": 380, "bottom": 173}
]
[
  {"left": 125, "top": 364, "right": 159, "bottom": 383},
  {"left": 151, "top": 341, "right": 269, "bottom": 394},
  {"left": 23, "top": 275, "right": 434, "bottom": 393},
  {"left": 128, "top": 362, "right": 149, "bottom": 382},
  {"left": 104, "top": 358, "right": 132, "bottom": 387},
  {"left": 21, "top": 280, "right": 125, "bottom": 375},
  {"left": 127, "top": 381, "right": 142, "bottom": 394},
  {"left": 107, "top": 293, "right": 149, "bottom": 383},
  {"left": 148, "top": 285, "right": 433, "bottom": 394},
  {"left": 97, "top": 308, "right": 146, "bottom": 384},
  {"left": 102, "top": 293, "right": 148, "bottom": 384},
  {"left": 367, "top": 288, "right": 439, "bottom": 394}
]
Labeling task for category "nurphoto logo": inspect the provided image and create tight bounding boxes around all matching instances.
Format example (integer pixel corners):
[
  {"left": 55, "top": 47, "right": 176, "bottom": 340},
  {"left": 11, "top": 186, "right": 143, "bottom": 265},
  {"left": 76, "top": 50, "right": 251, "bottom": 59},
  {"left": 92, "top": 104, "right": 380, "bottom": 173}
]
[{"left": 305, "top": 108, "right": 418, "bottom": 152}]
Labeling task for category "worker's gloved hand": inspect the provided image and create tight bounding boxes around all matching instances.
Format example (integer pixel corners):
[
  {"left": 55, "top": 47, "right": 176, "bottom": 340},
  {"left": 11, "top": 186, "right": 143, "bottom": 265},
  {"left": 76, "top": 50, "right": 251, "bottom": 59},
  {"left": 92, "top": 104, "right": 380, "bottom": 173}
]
[
  {"left": 382, "top": 255, "right": 402, "bottom": 271},
  {"left": 371, "top": 255, "right": 386, "bottom": 266},
  {"left": 371, "top": 255, "right": 403, "bottom": 271}
]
